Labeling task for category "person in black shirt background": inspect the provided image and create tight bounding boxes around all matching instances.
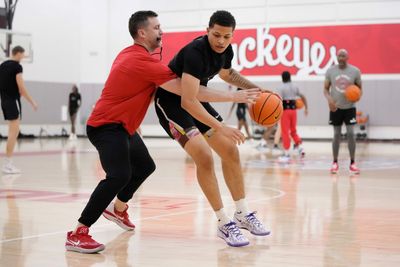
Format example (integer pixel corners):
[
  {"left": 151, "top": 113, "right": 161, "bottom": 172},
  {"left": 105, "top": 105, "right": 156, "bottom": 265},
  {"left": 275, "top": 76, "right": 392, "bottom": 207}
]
[
  {"left": 68, "top": 84, "right": 81, "bottom": 140},
  {"left": 155, "top": 10, "right": 272, "bottom": 247},
  {"left": 0, "top": 46, "right": 37, "bottom": 174},
  {"left": 227, "top": 88, "right": 252, "bottom": 139}
]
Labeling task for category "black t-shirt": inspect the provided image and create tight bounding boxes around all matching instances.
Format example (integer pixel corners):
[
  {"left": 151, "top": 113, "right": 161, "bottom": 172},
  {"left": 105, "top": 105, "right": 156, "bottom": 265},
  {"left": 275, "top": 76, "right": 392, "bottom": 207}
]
[
  {"left": 69, "top": 92, "right": 81, "bottom": 110},
  {"left": 168, "top": 35, "right": 234, "bottom": 86},
  {"left": 0, "top": 60, "right": 23, "bottom": 100}
]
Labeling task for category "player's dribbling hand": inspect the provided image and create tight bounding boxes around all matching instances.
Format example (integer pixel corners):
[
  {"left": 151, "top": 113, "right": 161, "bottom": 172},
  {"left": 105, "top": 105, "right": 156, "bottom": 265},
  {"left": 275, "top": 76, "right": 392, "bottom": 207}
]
[
  {"left": 233, "top": 88, "right": 261, "bottom": 104},
  {"left": 218, "top": 125, "right": 246, "bottom": 145}
]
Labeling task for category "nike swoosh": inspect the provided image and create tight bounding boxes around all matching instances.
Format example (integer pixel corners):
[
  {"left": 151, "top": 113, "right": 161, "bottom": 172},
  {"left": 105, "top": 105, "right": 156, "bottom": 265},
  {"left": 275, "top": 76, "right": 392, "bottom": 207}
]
[
  {"left": 69, "top": 240, "right": 81, "bottom": 246},
  {"left": 219, "top": 229, "right": 229, "bottom": 238}
]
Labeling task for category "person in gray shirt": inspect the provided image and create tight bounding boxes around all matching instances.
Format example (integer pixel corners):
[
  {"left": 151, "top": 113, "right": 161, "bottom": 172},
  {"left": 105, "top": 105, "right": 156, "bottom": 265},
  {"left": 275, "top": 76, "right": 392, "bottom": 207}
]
[{"left": 324, "top": 49, "right": 362, "bottom": 174}]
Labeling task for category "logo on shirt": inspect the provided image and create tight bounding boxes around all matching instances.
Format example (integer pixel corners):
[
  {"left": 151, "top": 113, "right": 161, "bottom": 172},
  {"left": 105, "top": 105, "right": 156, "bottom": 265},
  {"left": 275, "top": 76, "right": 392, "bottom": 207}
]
[{"left": 334, "top": 74, "right": 351, "bottom": 93}]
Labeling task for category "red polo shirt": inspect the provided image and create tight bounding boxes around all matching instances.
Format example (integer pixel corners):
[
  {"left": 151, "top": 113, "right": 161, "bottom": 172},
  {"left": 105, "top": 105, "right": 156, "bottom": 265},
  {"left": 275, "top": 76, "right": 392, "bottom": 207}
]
[{"left": 87, "top": 44, "right": 176, "bottom": 135}]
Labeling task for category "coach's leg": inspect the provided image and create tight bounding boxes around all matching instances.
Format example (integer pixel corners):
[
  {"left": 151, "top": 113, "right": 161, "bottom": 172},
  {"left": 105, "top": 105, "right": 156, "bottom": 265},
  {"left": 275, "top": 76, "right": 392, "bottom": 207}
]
[{"left": 116, "top": 133, "right": 156, "bottom": 210}]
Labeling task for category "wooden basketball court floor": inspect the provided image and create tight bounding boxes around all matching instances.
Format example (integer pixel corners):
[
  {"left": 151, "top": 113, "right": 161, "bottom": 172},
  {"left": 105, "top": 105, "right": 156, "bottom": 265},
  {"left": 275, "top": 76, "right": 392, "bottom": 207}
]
[{"left": 0, "top": 137, "right": 399, "bottom": 267}]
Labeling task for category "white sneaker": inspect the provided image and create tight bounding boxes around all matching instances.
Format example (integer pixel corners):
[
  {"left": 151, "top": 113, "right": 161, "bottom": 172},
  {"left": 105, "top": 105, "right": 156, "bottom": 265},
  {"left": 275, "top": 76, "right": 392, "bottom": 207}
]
[
  {"left": 272, "top": 147, "right": 283, "bottom": 156},
  {"left": 256, "top": 144, "right": 270, "bottom": 153},
  {"left": 234, "top": 211, "right": 270, "bottom": 236},
  {"left": 278, "top": 154, "right": 290, "bottom": 163},
  {"left": 217, "top": 222, "right": 249, "bottom": 247},
  {"left": 2, "top": 163, "right": 21, "bottom": 174}
]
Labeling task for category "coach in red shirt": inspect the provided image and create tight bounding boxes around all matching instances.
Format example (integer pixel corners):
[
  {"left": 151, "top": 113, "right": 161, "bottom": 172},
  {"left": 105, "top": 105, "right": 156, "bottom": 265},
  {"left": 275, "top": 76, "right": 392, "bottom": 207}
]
[{"left": 65, "top": 11, "right": 256, "bottom": 254}]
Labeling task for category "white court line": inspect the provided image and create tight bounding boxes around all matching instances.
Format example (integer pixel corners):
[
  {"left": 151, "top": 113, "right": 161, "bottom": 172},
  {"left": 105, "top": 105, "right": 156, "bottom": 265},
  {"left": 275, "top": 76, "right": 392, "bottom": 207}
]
[{"left": 0, "top": 187, "right": 285, "bottom": 244}]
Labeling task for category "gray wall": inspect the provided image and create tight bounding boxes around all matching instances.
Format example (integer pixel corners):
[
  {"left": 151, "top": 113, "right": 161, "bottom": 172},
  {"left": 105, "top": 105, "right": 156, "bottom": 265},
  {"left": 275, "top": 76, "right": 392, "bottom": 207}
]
[{"left": 1, "top": 79, "right": 399, "bottom": 127}]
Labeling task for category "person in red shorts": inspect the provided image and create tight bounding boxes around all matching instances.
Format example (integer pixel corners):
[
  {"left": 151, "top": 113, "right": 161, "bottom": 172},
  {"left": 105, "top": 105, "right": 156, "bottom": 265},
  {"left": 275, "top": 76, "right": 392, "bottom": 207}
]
[
  {"left": 277, "top": 71, "right": 308, "bottom": 163},
  {"left": 65, "top": 10, "right": 258, "bottom": 254}
]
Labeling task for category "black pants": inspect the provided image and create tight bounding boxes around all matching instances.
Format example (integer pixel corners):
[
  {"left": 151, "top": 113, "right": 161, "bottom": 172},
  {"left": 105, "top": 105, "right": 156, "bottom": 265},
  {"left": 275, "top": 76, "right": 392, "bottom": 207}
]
[{"left": 78, "top": 124, "right": 155, "bottom": 227}]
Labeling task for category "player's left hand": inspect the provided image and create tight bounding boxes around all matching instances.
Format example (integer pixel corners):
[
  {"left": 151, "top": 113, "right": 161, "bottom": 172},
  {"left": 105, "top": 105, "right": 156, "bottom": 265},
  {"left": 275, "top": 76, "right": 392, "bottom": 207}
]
[{"left": 232, "top": 88, "right": 261, "bottom": 104}]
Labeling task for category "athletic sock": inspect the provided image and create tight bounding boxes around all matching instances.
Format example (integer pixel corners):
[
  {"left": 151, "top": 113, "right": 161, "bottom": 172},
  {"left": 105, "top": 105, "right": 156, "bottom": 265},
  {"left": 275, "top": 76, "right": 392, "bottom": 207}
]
[
  {"left": 215, "top": 208, "right": 231, "bottom": 226},
  {"left": 235, "top": 198, "right": 249, "bottom": 216}
]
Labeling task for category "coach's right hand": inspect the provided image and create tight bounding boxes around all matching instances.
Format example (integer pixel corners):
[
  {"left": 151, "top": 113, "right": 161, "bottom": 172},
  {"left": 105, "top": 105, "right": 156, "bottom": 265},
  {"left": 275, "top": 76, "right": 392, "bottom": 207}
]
[{"left": 216, "top": 125, "right": 246, "bottom": 145}]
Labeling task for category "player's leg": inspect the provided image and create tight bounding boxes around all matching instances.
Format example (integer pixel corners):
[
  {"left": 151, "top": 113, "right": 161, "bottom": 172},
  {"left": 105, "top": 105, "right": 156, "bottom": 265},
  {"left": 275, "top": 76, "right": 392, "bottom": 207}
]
[
  {"left": 69, "top": 111, "right": 77, "bottom": 140},
  {"left": 330, "top": 109, "right": 344, "bottom": 174},
  {"left": 66, "top": 124, "right": 132, "bottom": 253},
  {"left": 3, "top": 119, "right": 21, "bottom": 173},
  {"left": 207, "top": 129, "right": 270, "bottom": 236},
  {"left": 272, "top": 123, "right": 282, "bottom": 155},
  {"left": 279, "top": 110, "right": 291, "bottom": 162},
  {"left": 290, "top": 110, "right": 304, "bottom": 156},
  {"left": 2, "top": 100, "right": 22, "bottom": 174},
  {"left": 103, "top": 132, "right": 156, "bottom": 230},
  {"left": 344, "top": 108, "right": 359, "bottom": 174},
  {"left": 155, "top": 92, "right": 249, "bottom": 246}
]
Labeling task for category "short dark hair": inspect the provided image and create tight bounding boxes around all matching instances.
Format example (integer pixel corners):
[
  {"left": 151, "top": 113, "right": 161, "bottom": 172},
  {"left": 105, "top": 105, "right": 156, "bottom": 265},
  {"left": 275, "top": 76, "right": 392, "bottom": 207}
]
[
  {"left": 12, "top": 45, "right": 25, "bottom": 56},
  {"left": 129, "top": 10, "right": 158, "bottom": 39},
  {"left": 209, "top": 10, "right": 236, "bottom": 30},
  {"left": 282, "top": 71, "right": 291, "bottom": 83}
]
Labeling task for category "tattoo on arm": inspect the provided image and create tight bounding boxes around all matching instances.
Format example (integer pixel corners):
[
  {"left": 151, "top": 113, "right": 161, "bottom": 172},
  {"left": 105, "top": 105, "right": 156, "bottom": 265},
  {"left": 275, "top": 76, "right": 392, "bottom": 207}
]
[{"left": 226, "top": 69, "right": 258, "bottom": 89}]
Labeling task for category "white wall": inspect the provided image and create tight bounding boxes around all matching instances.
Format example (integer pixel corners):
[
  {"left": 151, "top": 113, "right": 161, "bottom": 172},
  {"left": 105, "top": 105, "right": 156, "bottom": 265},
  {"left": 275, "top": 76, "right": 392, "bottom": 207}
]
[{"left": 9, "top": 0, "right": 400, "bottom": 84}]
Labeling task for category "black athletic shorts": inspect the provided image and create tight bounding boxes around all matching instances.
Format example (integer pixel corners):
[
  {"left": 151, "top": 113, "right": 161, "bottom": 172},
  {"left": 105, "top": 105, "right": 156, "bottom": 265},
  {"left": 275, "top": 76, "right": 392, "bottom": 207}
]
[
  {"left": 329, "top": 107, "right": 357, "bottom": 126},
  {"left": 1, "top": 98, "right": 21, "bottom": 120},
  {"left": 155, "top": 88, "right": 223, "bottom": 141},
  {"left": 236, "top": 104, "right": 246, "bottom": 121}
]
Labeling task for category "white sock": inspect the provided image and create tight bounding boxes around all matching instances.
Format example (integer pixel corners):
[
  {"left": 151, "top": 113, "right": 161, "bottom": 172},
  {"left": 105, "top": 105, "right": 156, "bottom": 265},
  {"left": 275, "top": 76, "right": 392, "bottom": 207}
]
[
  {"left": 215, "top": 208, "right": 231, "bottom": 226},
  {"left": 235, "top": 199, "right": 249, "bottom": 216},
  {"left": 284, "top": 150, "right": 290, "bottom": 156}
]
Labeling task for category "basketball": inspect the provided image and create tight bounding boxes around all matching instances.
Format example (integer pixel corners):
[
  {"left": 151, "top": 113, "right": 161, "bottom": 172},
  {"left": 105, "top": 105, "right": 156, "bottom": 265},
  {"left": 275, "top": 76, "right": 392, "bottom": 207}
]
[
  {"left": 296, "top": 98, "right": 304, "bottom": 109},
  {"left": 345, "top": 85, "right": 361, "bottom": 102},
  {"left": 249, "top": 92, "right": 283, "bottom": 126}
]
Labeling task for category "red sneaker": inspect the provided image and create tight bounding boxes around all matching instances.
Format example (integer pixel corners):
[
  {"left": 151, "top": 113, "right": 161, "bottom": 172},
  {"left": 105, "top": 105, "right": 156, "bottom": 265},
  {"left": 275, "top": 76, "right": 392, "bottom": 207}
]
[
  {"left": 349, "top": 163, "right": 360, "bottom": 174},
  {"left": 103, "top": 202, "right": 135, "bottom": 231},
  {"left": 65, "top": 226, "right": 105, "bottom": 253},
  {"left": 330, "top": 162, "right": 339, "bottom": 174}
]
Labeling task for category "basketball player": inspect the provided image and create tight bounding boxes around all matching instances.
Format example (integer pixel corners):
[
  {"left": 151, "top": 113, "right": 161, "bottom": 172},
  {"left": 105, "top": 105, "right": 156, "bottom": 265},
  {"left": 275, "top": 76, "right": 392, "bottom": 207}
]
[
  {"left": 65, "top": 10, "right": 259, "bottom": 254},
  {"left": 0, "top": 46, "right": 38, "bottom": 174},
  {"left": 324, "top": 49, "right": 361, "bottom": 174},
  {"left": 68, "top": 84, "right": 81, "bottom": 140},
  {"left": 155, "top": 10, "right": 271, "bottom": 247},
  {"left": 277, "top": 71, "right": 308, "bottom": 162}
]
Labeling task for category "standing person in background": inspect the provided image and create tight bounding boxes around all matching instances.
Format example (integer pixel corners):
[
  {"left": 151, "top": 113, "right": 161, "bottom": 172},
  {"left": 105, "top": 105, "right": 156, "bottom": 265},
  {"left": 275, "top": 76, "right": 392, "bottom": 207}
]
[
  {"left": 227, "top": 88, "right": 252, "bottom": 139},
  {"left": 0, "top": 46, "right": 38, "bottom": 174},
  {"left": 68, "top": 84, "right": 81, "bottom": 140},
  {"left": 324, "top": 49, "right": 361, "bottom": 174},
  {"left": 277, "top": 71, "right": 308, "bottom": 162},
  {"left": 256, "top": 124, "right": 282, "bottom": 155}
]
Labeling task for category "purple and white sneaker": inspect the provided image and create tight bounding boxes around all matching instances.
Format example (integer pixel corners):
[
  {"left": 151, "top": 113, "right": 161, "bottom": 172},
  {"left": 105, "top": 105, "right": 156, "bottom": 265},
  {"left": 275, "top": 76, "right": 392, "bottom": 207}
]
[
  {"left": 217, "top": 222, "right": 249, "bottom": 247},
  {"left": 234, "top": 211, "right": 270, "bottom": 236}
]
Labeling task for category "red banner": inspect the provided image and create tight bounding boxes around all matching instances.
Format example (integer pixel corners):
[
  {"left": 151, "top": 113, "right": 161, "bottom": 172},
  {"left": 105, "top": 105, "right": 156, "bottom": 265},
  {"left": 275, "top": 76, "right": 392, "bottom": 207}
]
[{"left": 160, "top": 23, "right": 400, "bottom": 76}]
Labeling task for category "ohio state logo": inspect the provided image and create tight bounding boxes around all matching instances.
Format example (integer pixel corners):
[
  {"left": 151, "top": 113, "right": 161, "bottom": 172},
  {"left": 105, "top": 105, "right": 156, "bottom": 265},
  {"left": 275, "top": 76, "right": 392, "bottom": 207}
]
[
  {"left": 335, "top": 74, "right": 351, "bottom": 93},
  {"left": 231, "top": 26, "right": 338, "bottom": 75}
]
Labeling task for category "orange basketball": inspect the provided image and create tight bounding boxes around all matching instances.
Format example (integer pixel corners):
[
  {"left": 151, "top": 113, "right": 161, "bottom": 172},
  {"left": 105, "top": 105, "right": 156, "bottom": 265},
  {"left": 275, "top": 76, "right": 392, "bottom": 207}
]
[
  {"left": 345, "top": 85, "right": 361, "bottom": 102},
  {"left": 249, "top": 92, "right": 283, "bottom": 126},
  {"left": 296, "top": 98, "right": 304, "bottom": 109}
]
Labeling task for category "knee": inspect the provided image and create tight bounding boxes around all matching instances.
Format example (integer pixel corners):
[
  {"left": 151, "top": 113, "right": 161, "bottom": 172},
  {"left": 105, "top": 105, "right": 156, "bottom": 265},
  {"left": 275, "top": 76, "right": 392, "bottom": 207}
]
[
  {"left": 108, "top": 168, "right": 132, "bottom": 187},
  {"left": 222, "top": 143, "right": 240, "bottom": 162},
  {"left": 193, "top": 149, "right": 214, "bottom": 170},
  {"left": 143, "top": 158, "right": 156, "bottom": 178}
]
